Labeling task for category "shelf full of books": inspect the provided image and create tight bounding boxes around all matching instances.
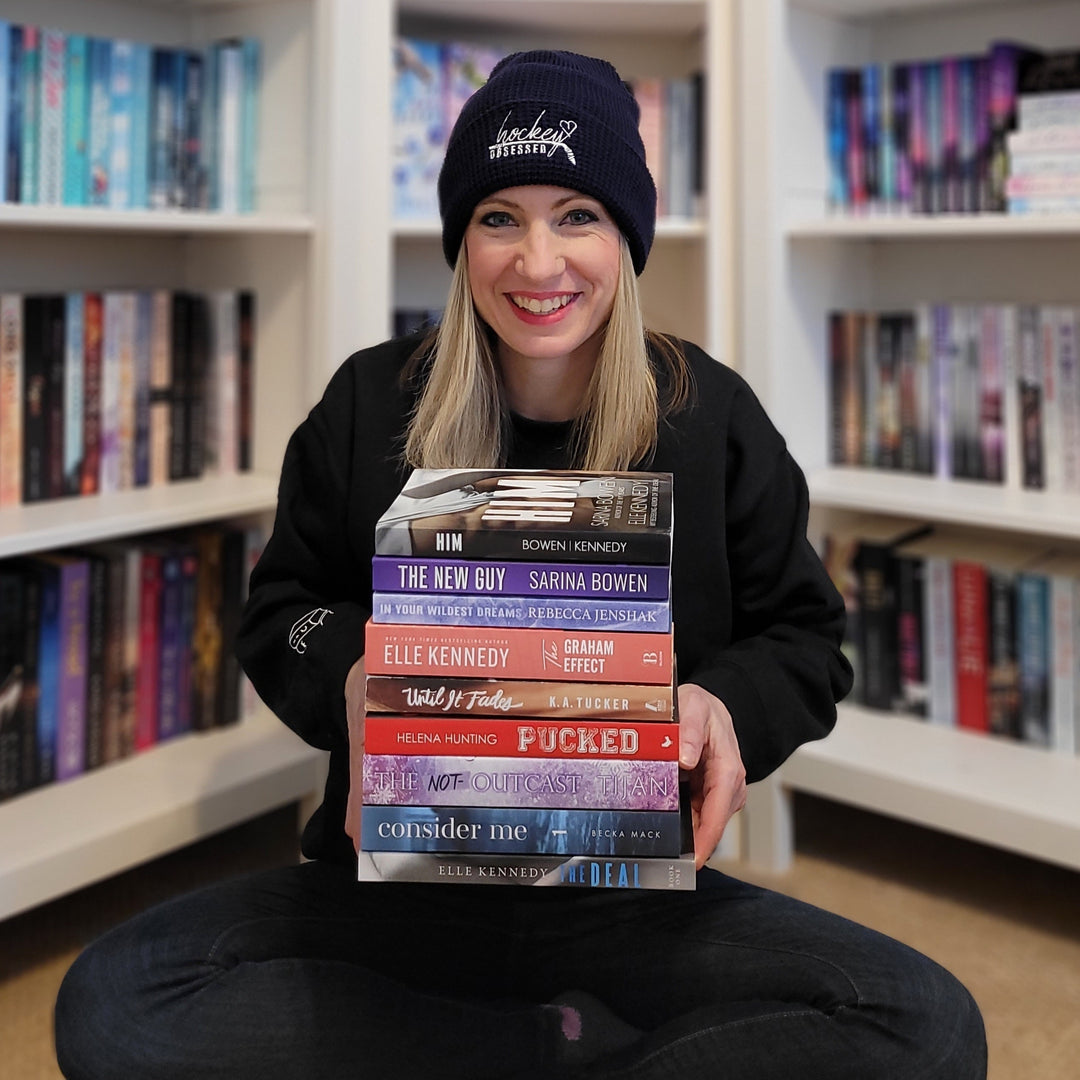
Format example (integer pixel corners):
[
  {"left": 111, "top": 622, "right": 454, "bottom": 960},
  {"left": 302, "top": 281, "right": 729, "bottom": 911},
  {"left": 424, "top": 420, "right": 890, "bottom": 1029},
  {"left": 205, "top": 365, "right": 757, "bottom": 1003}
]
[
  {"left": 0, "top": 19, "right": 260, "bottom": 214},
  {"left": 358, "top": 469, "right": 696, "bottom": 890}
]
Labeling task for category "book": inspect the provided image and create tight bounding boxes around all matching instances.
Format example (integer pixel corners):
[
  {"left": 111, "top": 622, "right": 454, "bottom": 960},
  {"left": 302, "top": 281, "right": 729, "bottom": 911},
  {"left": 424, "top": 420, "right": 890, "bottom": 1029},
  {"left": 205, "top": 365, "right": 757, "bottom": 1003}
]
[
  {"left": 80, "top": 291, "right": 102, "bottom": 495},
  {"left": 372, "top": 556, "right": 670, "bottom": 599},
  {"left": 5, "top": 25, "right": 23, "bottom": 204},
  {"left": 360, "top": 805, "right": 684, "bottom": 857},
  {"left": 155, "top": 549, "right": 184, "bottom": 740},
  {"left": 134, "top": 547, "right": 164, "bottom": 751},
  {"left": 392, "top": 38, "right": 444, "bottom": 221},
  {"left": 63, "top": 292, "right": 85, "bottom": 495},
  {"left": 82, "top": 552, "right": 108, "bottom": 771},
  {"left": 33, "top": 556, "right": 61, "bottom": 784},
  {"left": 86, "top": 36, "right": 110, "bottom": 205},
  {"left": 0, "top": 568, "right": 25, "bottom": 799},
  {"left": 37, "top": 28, "right": 64, "bottom": 206},
  {"left": 989, "top": 42, "right": 1045, "bottom": 212},
  {"left": 0, "top": 293, "right": 21, "bottom": 506},
  {"left": 375, "top": 469, "right": 673, "bottom": 564},
  {"left": 1016, "top": 569, "right": 1051, "bottom": 747},
  {"left": 363, "top": 715, "right": 679, "bottom": 759},
  {"left": 364, "top": 676, "right": 675, "bottom": 722},
  {"left": 357, "top": 849, "right": 697, "bottom": 890},
  {"left": 365, "top": 621, "right": 673, "bottom": 685},
  {"left": 362, "top": 755, "right": 680, "bottom": 811},
  {"left": 372, "top": 592, "right": 671, "bottom": 633},
  {"left": 1031, "top": 550, "right": 1080, "bottom": 754}
]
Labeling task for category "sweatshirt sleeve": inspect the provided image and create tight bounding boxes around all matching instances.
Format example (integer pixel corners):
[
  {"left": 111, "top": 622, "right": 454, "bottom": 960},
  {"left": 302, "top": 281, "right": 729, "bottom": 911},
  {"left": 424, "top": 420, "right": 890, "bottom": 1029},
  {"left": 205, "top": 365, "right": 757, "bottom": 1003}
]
[
  {"left": 235, "top": 361, "right": 372, "bottom": 752},
  {"left": 681, "top": 381, "right": 854, "bottom": 783}
]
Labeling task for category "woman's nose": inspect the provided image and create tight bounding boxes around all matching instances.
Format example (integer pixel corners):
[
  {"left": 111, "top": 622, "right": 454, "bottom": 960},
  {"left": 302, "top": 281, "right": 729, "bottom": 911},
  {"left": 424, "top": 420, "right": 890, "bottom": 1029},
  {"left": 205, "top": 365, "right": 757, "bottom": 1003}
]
[{"left": 515, "top": 224, "right": 565, "bottom": 280}]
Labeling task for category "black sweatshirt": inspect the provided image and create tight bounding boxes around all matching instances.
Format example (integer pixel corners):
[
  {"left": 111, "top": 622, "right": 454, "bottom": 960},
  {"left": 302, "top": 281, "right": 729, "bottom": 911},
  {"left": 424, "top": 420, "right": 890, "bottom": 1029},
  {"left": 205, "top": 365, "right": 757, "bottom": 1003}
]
[{"left": 236, "top": 335, "right": 853, "bottom": 864}]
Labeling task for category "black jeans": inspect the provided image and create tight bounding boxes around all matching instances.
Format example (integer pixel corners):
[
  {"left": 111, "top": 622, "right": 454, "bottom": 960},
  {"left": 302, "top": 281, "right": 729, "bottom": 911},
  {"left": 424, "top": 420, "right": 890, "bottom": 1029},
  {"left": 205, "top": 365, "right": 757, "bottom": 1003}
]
[{"left": 54, "top": 861, "right": 986, "bottom": 1079}]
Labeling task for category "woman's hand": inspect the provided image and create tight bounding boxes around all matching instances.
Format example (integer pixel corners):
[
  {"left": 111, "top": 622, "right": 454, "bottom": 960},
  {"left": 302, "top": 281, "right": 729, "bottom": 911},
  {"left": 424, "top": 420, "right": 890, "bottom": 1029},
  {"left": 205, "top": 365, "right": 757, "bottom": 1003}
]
[
  {"left": 678, "top": 683, "right": 747, "bottom": 869},
  {"left": 344, "top": 656, "right": 367, "bottom": 855}
]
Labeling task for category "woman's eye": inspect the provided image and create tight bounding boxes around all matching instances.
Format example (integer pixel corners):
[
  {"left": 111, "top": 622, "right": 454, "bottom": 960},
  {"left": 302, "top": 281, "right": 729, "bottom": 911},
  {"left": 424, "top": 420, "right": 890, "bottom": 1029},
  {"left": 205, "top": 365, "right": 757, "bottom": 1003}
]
[
  {"left": 564, "top": 208, "right": 599, "bottom": 225},
  {"left": 479, "top": 211, "right": 515, "bottom": 227}
]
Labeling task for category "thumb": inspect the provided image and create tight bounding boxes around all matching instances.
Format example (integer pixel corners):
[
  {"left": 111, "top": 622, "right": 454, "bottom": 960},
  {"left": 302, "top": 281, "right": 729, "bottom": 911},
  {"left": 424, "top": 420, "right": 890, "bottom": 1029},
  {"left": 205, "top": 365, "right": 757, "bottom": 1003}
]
[{"left": 678, "top": 724, "right": 702, "bottom": 770}]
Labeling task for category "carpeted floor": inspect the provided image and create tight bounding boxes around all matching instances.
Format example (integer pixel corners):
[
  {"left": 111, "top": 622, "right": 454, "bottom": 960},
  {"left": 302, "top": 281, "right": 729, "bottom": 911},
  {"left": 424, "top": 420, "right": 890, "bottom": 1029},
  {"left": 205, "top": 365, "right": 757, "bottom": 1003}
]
[{"left": 2, "top": 793, "right": 1077, "bottom": 1078}]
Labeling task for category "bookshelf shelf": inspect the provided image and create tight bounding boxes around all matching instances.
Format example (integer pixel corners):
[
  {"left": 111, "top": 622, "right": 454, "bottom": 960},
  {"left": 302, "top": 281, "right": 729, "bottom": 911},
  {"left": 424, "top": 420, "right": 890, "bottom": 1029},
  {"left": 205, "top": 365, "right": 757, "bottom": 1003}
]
[
  {"left": 0, "top": 205, "right": 315, "bottom": 236},
  {"left": 738, "top": 0, "right": 1080, "bottom": 871},
  {"left": 0, "top": 708, "right": 327, "bottom": 922},
  {"left": 0, "top": 473, "right": 281, "bottom": 559},
  {"left": 787, "top": 214, "right": 1080, "bottom": 241},
  {"left": 776, "top": 706, "right": 1080, "bottom": 872},
  {"left": 809, "top": 467, "right": 1080, "bottom": 541}
]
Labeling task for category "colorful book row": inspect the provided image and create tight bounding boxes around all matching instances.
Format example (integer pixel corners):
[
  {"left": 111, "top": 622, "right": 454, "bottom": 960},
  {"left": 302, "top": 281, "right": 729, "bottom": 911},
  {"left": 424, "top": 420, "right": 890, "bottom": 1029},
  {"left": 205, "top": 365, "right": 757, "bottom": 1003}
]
[
  {"left": 0, "top": 23, "right": 259, "bottom": 211},
  {"left": 825, "top": 40, "right": 1075, "bottom": 216},
  {"left": 828, "top": 303, "right": 1080, "bottom": 493},
  {"left": 824, "top": 519, "right": 1080, "bottom": 754},
  {"left": 1006, "top": 88, "right": 1080, "bottom": 215},
  {"left": 0, "top": 289, "right": 255, "bottom": 508},
  {"left": 0, "top": 524, "right": 261, "bottom": 803},
  {"left": 392, "top": 38, "right": 704, "bottom": 222}
]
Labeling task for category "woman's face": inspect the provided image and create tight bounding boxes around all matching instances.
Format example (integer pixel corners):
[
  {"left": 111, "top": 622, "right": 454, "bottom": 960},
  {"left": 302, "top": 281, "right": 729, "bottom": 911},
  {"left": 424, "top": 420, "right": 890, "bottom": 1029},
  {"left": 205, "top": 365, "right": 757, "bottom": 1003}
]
[{"left": 464, "top": 185, "right": 622, "bottom": 368}]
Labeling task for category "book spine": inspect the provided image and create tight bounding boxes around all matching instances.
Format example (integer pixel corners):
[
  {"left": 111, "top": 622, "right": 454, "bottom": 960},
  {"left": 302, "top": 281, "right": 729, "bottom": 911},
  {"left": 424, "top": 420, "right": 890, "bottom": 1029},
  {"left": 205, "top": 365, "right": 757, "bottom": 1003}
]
[
  {"left": 169, "top": 47, "right": 185, "bottom": 209},
  {"left": 896, "top": 553, "right": 927, "bottom": 716},
  {"left": 0, "top": 21, "right": 8, "bottom": 205},
  {"left": 134, "top": 550, "right": 163, "bottom": 751},
  {"left": 99, "top": 292, "right": 121, "bottom": 492},
  {"left": 148, "top": 48, "right": 174, "bottom": 209},
  {"left": 892, "top": 63, "right": 912, "bottom": 210},
  {"left": 80, "top": 292, "right": 102, "bottom": 495},
  {"left": 826, "top": 69, "right": 849, "bottom": 211},
  {"left": 1008, "top": 126, "right": 1080, "bottom": 153},
  {"left": 1041, "top": 307, "right": 1063, "bottom": 493},
  {"left": 1017, "top": 571, "right": 1051, "bottom": 747},
  {"left": 56, "top": 559, "right": 90, "bottom": 781},
  {"left": 133, "top": 291, "right": 153, "bottom": 487},
  {"left": 115, "top": 291, "right": 136, "bottom": 489},
  {"left": 365, "top": 622, "right": 673, "bottom": 684},
  {"left": 923, "top": 553, "right": 956, "bottom": 727},
  {"left": 986, "top": 567, "right": 1020, "bottom": 739},
  {"left": 36, "top": 562, "right": 60, "bottom": 784},
  {"left": 185, "top": 293, "right": 208, "bottom": 478},
  {"left": 364, "top": 676, "right": 675, "bottom": 723},
  {"left": 63, "top": 291, "right": 84, "bottom": 495},
  {"left": 100, "top": 548, "right": 126, "bottom": 764},
  {"left": 239, "top": 38, "right": 259, "bottom": 212},
  {"left": 237, "top": 290, "right": 254, "bottom": 471},
  {"left": 216, "top": 43, "right": 241, "bottom": 213},
  {"left": 207, "top": 290, "right": 238, "bottom": 476},
  {"left": 1049, "top": 573, "right": 1078, "bottom": 755},
  {"left": 855, "top": 540, "right": 899, "bottom": 709},
  {"left": 953, "top": 560, "right": 989, "bottom": 733},
  {"left": 83, "top": 554, "right": 107, "bottom": 771},
  {"left": 44, "top": 294, "right": 65, "bottom": 500},
  {"left": 5, "top": 26, "right": 23, "bottom": 204},
  {"left": 373, "top": 593, "right": 671, "bottom": 633},
  {"left": 357, "top": 850, "right": 696, "bottom": 890},
  {"left": 169, "top": 291, "right": 189, "bottom": 480},
  {"left": 181, "top": 50, "right": 203, "bottom": 209},
  {"left": 0, "top": 293, "right": 22, "bottom": 506},
  {"left": 978, "top": 303, "right": 1004, "bottom": 483},
  {"left": 148, "top": 288, "right": 171, "bottom": 485},
  {"left": 62, "top": 34, "right": 87, "bottom": 205},
  {"left": 22, "top": 295, "right": 48, "bottom": 502},
  {"left": 20, "top": 25, "right": 38, "bottom": 204},
  {"left": 118, "top": 546, "right": 141, "bottom": 756},
  {"left": 38, "top": 28, "right": 64, "bottom": 205},
  {"left": 362, "top": 756, "right": 680, "bottom": 811},
  {"left": 1017, "top": 304, "right": 1044, "bottom": 489},
  {"left": 1061, "top": 309, "right": 1080, "bottom": 495},
  {"left": 156, "top": 552, "right": 183, "bottom": 740},
  {"left": 128, "top": 43, "right": 151, "bottom": 209},
  {"left": 0, "top": 570, "right": 25, "bottom": 799},
  {"left": 176, "top": 549, "right": 198, "bottom": 734},
  {"left": 190, "top": 529, "right": 224, "bottom": 731},
  {"left": 372, "top": 556, "right": 670, "bottom": 599},
  {"left": 18, "top": 568, "right": 41, "bottom": 789},
  {"left": 86, "top": 37, "right": 110, "bottom": 205},
  {"left": 365, "top": 715, "right": 678, "bottom": 761},
  {"left": 361, "top": 805, "right": 684, "bottom": 857}
]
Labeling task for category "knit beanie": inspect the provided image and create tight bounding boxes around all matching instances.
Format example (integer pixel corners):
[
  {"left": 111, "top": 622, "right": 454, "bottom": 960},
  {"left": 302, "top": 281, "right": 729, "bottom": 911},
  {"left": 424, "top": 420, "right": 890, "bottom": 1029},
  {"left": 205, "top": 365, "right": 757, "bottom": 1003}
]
[{"left": 438, "top": 50, "right": 657, "bottom": 275}]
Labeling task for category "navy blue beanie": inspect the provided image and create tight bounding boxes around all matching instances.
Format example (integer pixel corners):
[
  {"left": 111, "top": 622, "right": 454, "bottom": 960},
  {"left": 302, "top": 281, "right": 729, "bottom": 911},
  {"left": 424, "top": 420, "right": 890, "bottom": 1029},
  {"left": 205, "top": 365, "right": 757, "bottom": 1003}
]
[{"left": 438, "top": 50, "right": 657, "bottom": 276}]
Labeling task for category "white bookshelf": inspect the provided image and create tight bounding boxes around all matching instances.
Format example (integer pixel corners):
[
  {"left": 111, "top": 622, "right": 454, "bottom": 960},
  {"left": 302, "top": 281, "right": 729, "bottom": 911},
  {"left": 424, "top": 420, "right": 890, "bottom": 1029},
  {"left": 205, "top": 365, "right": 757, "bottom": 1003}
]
[
  {"left": 0, "top": 0, "right": 741, "bottom": 913},
  {"left": 737, "top": 0, "right": 1080, "bottom": 870}
]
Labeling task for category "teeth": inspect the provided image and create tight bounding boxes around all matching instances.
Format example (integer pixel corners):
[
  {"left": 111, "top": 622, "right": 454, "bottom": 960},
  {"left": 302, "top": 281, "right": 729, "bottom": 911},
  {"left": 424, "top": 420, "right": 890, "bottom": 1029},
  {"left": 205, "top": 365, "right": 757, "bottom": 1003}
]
[{"left": 512, "top": 294, "right": 573, "bottom": 314}]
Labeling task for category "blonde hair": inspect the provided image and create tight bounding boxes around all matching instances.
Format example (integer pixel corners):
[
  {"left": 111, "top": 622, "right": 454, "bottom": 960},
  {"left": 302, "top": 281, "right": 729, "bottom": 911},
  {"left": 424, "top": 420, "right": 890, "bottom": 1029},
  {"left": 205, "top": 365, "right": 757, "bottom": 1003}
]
[{"left": 403, "top": 238, "right": 689, "bottom": 470}]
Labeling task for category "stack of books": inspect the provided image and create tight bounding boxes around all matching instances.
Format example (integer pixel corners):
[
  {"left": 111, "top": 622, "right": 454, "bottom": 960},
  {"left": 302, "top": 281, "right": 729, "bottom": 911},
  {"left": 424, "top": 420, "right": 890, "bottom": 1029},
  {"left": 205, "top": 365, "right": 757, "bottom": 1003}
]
[{"left": 357, "top": 468, "right": 695, "bottom": 890}]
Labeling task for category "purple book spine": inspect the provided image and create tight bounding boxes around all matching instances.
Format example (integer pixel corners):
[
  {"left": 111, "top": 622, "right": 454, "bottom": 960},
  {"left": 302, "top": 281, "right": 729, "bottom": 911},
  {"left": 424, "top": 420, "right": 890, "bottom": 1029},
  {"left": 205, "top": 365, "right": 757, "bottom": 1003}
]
[
  {"left": 363, "top": 755, "right": 680, "bottom": 811},
  {"left": 371, "top": 556, "right": 669, "bottom": 599},
  {"left": 56, "top": 560, "right": 90, "bottom": 781},
  {"left": 156, "top": 553, "right": 183, "bottom": 740},
  {"left": 372, "top": 592, "right": 671, "bottom": 633}
]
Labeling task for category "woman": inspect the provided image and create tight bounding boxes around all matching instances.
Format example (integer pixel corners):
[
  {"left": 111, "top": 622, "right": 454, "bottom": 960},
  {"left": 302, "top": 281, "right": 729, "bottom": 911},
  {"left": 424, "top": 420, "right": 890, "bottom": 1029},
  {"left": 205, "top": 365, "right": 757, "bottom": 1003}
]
[{"left": 55, "top": 50, "right": 986, "bottom": 1079}]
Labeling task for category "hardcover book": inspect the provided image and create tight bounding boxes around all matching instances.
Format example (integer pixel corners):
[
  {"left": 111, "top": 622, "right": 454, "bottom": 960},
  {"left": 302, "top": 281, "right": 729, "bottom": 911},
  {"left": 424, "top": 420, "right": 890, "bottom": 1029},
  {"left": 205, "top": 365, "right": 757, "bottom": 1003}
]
[
  {"left": 372, "top": 592, "right": 671, "bottom": 633},
  {"left": 361, "top": 805, "right": 683, "bottom": 857},
  {"left": 364, "top": 715, "right": 679, "bottom": 760},
  {"left": 365, "top": 621, "right": 673, "bottom": 685},
  {"left": 364, "top": 676, "right": 675, "bottom": 722},
  {"left": 372, "top": 556, "right": 670, "bottom": 599},
  {"left": 375, "top": 469, "right": 673, "bottom": 564},
  {"left": 362, "top": 755, "right": 680, "bottom": 811}
]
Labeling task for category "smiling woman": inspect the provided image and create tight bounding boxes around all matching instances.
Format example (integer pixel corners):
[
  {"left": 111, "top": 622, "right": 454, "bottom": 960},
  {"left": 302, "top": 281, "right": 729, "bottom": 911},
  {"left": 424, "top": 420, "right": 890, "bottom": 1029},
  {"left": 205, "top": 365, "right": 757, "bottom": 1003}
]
[{"left": 54, "top": 47, "right": 987, "bottom": 1080}]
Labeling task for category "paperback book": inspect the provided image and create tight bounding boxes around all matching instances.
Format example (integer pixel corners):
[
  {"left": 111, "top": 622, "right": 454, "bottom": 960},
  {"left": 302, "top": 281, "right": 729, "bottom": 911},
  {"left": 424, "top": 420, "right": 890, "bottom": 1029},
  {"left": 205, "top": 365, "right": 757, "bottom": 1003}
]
[
  {"left": 364, "top": 676, "right": 675, "bottom": 721},
  {"left": 374, "top": 469, "right": 673, "bottom": 564}
]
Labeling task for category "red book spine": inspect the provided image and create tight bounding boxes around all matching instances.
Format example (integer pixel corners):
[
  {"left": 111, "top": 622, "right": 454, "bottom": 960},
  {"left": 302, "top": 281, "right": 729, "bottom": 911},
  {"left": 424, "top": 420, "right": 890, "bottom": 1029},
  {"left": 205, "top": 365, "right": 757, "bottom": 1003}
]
[
  {"left": 953, "top": 559, "right": 989, "bottom": 732},
  {"left": 364, "top": 715, "right": 679, "bottom": 760},
  {"left": 134, "top": 550, "right": 164, "bottom": 750},
  {"left": 364, "top": 620, "right": 672, "bottom": 685}
]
